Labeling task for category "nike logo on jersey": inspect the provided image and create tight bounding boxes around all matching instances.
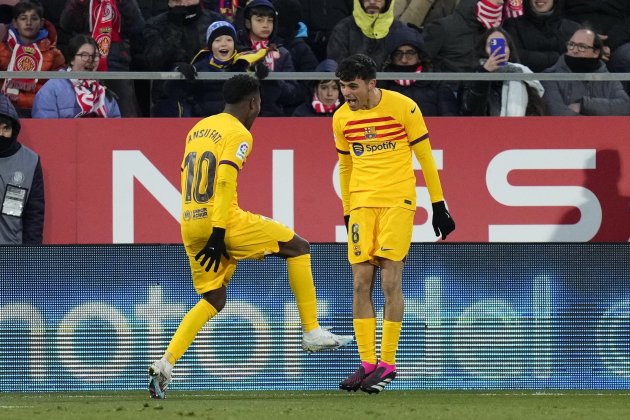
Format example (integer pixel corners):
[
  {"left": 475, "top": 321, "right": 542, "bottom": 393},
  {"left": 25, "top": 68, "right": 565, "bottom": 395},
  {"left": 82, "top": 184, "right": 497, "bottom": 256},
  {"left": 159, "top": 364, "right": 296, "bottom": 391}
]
[
  {"left": 411, "top": 106, "right": 417, "bottom": 113},
  {"left": 380, "top": 247, "right": 394, "bottom": 251}
]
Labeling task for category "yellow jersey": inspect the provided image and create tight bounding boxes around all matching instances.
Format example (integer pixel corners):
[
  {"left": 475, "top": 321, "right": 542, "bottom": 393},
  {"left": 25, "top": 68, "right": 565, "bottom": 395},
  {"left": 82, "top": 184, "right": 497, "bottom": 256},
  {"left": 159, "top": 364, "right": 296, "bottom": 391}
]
[
  {"left": 333, "top": 88, "right": 443, "bottom": 213},
  {"left": 180, "top": 113, "right": 252, "bottom": 238}
]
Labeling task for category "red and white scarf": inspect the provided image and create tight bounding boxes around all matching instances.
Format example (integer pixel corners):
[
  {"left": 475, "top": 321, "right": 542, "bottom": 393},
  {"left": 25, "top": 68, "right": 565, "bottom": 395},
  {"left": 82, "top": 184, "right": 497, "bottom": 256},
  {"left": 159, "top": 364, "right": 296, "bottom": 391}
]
[
  {"left": 90, "top": 0, "right": 121, "bottom": 71},
  {"left": 394, "top": 65, "right": 424, "bottom": 87},
  {"left": 311, "top": 93, "right": 340, "bottom": 114},
  {"left": 475, "top": 0, "right": 504, "bottom": 29},
  {"left": 1, "top": 29, "right": 43, "bottom": 101},
  {"left": 503, "top": 0, "right": 524, "bottom": 19},
  {"left": 476, "top": 0, "right": 524, "bottom": 29},
  {"left": 251, "top": 38, "right": 276, "bottom": 71},
  {"left": 70, "top": 73, "right": 108, "bottom": 118}
]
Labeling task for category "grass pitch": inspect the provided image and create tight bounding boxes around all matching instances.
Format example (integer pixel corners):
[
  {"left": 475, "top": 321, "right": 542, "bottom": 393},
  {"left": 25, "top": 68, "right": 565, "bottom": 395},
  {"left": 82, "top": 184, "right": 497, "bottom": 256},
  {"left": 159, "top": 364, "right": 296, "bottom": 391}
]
[{"left": 1, "top": 391, "right": 629, "bottom": 420}]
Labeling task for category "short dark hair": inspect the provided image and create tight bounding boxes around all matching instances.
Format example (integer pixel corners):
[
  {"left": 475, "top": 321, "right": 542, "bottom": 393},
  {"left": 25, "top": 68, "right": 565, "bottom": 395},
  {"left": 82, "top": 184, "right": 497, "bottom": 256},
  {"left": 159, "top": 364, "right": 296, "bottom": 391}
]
[
  {"left": 13, "top": 0, "right": 44, "bottom": 19},
  {"left": 223, "top": 74, "right": 260, "bottom": 104},
  {"left": 65, "top": 34, "right": 99, "bottom": 63},
  {"left": 336, "top": 54, "right": 377, "bottom": 82}
]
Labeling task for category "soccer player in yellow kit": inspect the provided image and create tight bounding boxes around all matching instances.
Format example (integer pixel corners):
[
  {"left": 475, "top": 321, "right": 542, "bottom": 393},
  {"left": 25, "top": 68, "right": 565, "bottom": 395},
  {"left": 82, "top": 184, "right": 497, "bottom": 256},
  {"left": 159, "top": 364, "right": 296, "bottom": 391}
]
[
  {"left": 334, "top": 54, "right": 455, "bottom": 394},
  {"left": 148, "top": 74, "right": 352, "bottom": 399}
]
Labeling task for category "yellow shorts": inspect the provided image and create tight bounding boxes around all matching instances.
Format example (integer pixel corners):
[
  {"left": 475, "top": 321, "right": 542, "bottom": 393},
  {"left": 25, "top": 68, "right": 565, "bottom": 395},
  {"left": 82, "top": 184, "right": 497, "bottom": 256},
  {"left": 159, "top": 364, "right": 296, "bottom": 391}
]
[
  {"left": 347, "top": 207, "right": 414, "bottom": 265},
  {"left": 184, "top": 208, "right": 294, "bottom": 294}
]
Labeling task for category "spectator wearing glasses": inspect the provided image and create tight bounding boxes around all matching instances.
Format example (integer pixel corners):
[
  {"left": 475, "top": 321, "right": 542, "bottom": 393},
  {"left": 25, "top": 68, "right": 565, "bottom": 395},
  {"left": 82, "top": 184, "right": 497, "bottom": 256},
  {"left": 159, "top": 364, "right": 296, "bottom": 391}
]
[
  {"left": 379, "top": 24, "right": 458, "bottom": 116},
  {"left": 32, "top": 34, "right": 121, "bottom": 118},
  {"left": 542, "top": 27, "right": 630, "bottom": 116},
  {"left": 503, "top": 0, "right": 581, "bottom": 72}
]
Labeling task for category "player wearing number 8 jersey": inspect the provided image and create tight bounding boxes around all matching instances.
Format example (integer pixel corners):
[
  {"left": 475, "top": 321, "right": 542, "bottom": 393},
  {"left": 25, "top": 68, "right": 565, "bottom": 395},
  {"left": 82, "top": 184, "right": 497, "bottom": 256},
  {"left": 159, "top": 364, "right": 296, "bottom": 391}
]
[
  {"left": 148, "top": 74, "right": 352, "bottom": 399},
  {"left": 334, "top": 54, "right": 456, "bottom": 394}
]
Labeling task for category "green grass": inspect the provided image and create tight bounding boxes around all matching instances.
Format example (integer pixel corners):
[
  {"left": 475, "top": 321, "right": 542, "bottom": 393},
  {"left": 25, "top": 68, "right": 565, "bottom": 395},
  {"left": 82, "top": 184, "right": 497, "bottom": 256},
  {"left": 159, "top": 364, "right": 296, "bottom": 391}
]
[{"left": 1, "top": 391, "right": 630, "bottom": 420}]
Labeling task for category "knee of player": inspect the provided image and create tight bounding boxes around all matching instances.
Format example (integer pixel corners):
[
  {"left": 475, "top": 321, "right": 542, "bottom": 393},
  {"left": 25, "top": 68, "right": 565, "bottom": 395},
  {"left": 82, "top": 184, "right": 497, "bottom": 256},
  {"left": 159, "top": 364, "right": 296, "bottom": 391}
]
[
  {"left": 353, "top": 278, "right": 373, "bottom": 294},
  {"left": 202, "top": 287, "right": 227, "bottom": 312}
]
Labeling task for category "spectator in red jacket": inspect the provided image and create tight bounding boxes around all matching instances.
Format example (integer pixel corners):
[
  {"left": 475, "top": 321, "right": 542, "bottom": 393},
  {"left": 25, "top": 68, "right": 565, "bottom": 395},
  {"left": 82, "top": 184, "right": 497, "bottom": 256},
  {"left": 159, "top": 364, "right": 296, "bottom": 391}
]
[{"left": 0, "top": 1, "right": 65, "bottom": 117}]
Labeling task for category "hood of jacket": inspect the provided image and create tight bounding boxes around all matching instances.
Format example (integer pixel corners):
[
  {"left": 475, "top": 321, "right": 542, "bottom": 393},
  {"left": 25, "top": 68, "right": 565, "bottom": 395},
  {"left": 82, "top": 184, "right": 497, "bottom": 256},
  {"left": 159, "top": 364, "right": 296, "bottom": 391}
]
[
  {"left": 352, "top": 0, "right": 395, "bottom": 39},
  {"left": 0, "top": 93, "right": 20, "bottom": 137}
]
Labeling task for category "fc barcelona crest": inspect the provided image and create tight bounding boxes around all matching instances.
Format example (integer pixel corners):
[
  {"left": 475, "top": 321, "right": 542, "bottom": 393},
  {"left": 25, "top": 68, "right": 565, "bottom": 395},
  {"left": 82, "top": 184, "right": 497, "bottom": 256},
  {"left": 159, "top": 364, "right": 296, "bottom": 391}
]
[{"left": 364, "top": 126, "right": 377, "bottom": 140}]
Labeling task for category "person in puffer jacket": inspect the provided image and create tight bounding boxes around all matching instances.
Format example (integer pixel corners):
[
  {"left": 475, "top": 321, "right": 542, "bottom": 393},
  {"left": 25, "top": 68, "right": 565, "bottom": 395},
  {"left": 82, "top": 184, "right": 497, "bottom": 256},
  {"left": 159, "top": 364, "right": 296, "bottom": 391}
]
[{"left": 0, "top": 1, "right": 65, "bottom": 117}]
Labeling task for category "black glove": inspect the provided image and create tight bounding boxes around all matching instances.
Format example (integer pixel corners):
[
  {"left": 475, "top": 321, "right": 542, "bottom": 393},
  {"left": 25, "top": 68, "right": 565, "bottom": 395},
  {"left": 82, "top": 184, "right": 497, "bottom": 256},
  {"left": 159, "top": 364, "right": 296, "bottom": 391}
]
[
  {"left": 175, "top": 62, "right": 197, "bottom": 80},
  {"left": 344, "top": 215, "right": 350, "bottom": 232},
  {"left": 253, "top": 61, "right": 269, "bottom": 80},
  {"left": 195, "top": 227, "right": 229, "bottom": 272},
  {"left": 432, "top": 201, "right": 455, "bottom": 240}
]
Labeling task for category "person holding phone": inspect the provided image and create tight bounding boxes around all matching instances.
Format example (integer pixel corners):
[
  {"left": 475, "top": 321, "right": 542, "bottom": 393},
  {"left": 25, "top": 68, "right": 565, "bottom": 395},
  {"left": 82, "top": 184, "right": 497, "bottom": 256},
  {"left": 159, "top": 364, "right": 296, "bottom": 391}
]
[{"left": 459, "top": 27, "right": 546, "bottom": 116}]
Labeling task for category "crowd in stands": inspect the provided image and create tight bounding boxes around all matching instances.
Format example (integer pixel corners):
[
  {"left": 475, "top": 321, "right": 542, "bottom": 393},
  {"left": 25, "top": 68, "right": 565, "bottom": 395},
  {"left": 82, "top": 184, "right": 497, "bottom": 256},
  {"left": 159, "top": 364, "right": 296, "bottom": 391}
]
[{"left": 0, "top": 0, "right": 628, "bottom": 118}]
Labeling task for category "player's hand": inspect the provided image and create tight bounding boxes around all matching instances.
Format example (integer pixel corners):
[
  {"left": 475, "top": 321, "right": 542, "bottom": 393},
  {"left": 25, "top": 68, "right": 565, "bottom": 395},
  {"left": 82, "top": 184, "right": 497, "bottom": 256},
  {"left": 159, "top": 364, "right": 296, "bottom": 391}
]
[
  {"left": 432, "top": 201, "right": 455, "bottom": 240},
  {"left": 344, "top": 215, "right": 350, "bottom": 232},
  {"left": 195, "top": 227, "right": 229, "bottom": 272}
]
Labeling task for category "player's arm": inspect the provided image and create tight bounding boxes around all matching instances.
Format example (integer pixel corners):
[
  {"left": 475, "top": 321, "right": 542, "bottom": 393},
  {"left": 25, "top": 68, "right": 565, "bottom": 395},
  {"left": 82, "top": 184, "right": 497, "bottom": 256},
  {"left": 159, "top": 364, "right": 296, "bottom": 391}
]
[
  {"left": 195, "top": 162, "right": 237, "bottom": 272},
  {"left": 411, "top": 137, "right": 455, "bottom": 239},
  {"left": 333, "top": 118, "right": 352, "bottom": 229}
]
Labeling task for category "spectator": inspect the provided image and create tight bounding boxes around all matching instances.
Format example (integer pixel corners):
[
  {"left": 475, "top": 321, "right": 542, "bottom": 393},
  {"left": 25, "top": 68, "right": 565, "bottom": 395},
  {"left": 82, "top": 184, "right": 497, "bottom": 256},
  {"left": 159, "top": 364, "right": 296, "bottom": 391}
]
[
  {"left": 164, "top": 19, "right": 269, "bottom": 117},
  {"left": 32, "top": 34, "right": 121, "bottom": 118},
  {"left": 542, "top": 27, "right": 630, "bottom": 116},
  {"left": 201, "top": 0, "right": 240, "bottom": 22},
  {"left": 60, "top": 0, "right": 145, "bottom": 117},
  {"left": 563, "top": 0, "right": 630, "bottom": 90},
  {"left": 273, "top": 0, "right": 318, "bottom": 72},
  {"left": 0, "top": 93, "right": 44, "bottom": 245},
  {"left": 142, "top": 0, "right": 223, "bottom": 116},
  {"left": 236, "top": 0, "right": 300, "bottom": 116},
  {"left": 379, "top": 24, "right": 458, "bottom": 116},
  {"left": 327, "top": 0, "right": 405, "bottom": 69},
  {"left": 299, "top": 0, "right": 352, "bottom": 62},
  {"left": 0, "top": 1, "right": 18, "bottom": 42},
  {"left": 460, "top": 27, "right": 545, "bottom": 116},
  {"left": 138, "top": 0, "right": 169, "bottom": 19},
  {"left": 292, "top": 58, "right": 341, "bottom": 117},
  {"left": 424, "top": 0, "right": 523, "bottom": 73},
  {"left": 394, "top": 0, "right": 459, "bottom": 29},
  {"left": 0, "top": 1, "right": 65, "bottom": 117},
  {"left": 503, "top": 0, "right": 580, "bottom": 73}
]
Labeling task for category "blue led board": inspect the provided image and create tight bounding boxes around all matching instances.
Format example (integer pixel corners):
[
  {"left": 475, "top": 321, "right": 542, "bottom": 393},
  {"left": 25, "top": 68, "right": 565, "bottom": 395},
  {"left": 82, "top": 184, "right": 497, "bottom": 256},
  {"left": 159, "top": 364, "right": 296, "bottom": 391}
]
[{"left": 1, "top": 243, "right": 629, "bottom": 391}]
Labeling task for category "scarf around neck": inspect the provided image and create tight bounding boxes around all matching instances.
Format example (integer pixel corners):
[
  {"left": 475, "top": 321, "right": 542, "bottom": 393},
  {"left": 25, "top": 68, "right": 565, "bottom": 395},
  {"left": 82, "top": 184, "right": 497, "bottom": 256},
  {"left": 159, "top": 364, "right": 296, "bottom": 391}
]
[
  {"left": 311, "top": 93, "right": 340, "bottom": 114},
  {"left": 69, "top": 69, "right": 108, "bottom": 118},
  {"left": 1, "top": 29, "right": 44, "bottom": 100},
  {"left": 393, "top": 65, "right": 424, "bottom": 86},
  {"left": 251, "top": 38, "right": 276, "bottom": 71}
]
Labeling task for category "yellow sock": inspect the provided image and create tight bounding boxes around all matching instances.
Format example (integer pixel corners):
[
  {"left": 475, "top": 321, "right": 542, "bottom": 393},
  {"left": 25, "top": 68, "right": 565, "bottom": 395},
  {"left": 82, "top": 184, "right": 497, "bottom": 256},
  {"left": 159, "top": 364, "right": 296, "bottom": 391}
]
[
  {"left": 165, "top": 299, "right": 218, "bottom": 365},
  {"left": 354, "top": 318, "right": 377, "bottom": 365},
  {"left": 287, "top": 254, "right": 320, "bottom": 332},
  {"left": 380, "top": 319, "right": 402, "bottom": 365}
]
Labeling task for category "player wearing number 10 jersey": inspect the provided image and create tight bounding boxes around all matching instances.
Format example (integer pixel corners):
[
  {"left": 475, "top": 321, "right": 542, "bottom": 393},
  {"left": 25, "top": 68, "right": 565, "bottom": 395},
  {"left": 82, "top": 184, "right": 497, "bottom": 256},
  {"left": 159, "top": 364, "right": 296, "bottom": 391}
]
[{"left": 148, "top": 74, "right": 352, "bottom": 399}]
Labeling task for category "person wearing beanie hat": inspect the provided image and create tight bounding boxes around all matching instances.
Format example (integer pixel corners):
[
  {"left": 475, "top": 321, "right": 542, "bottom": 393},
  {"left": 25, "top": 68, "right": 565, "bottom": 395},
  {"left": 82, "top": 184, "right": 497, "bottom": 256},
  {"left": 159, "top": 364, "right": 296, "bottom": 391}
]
[
  {"left": 162, "top": 19, "right": 270, "bottom": 117},
  {"left": 379, "top": 24, "right": 458, "bottom": 116},
  {"left": 0, "top": 93, "right": 44, "bottom": 244}
]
